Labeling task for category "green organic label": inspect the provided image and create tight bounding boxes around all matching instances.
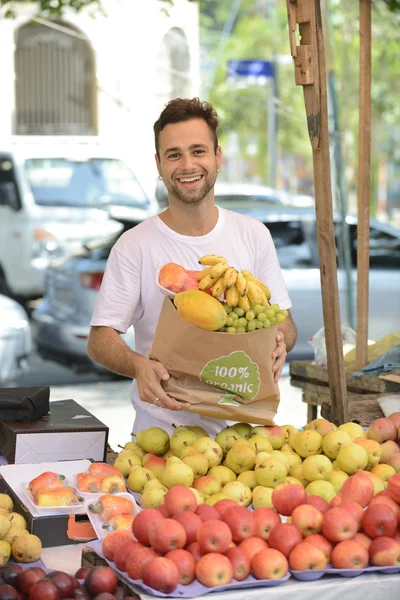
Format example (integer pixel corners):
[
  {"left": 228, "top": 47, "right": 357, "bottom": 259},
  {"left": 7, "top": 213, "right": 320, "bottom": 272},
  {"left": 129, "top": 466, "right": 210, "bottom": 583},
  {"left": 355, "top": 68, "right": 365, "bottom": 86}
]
[{"left": 199, "top": 351, "right": 261, "bottom": 403}]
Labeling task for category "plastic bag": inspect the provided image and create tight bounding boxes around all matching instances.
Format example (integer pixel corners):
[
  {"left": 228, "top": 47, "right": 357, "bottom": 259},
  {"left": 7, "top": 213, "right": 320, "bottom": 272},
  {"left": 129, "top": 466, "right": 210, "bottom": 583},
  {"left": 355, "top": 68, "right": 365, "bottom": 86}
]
[
  {"left": 344, "top": 332, "right": 400, "bottom": 372},
  {"left": 309, "top": 326, "right": 357, "bottom": 366}
]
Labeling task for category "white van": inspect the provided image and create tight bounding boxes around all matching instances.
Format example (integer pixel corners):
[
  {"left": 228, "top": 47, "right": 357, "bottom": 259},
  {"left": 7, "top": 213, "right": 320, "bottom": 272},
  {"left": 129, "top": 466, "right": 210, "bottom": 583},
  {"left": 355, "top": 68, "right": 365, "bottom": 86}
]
[{"left": 0, "top": 137, "right": 158, "bottom": 300}]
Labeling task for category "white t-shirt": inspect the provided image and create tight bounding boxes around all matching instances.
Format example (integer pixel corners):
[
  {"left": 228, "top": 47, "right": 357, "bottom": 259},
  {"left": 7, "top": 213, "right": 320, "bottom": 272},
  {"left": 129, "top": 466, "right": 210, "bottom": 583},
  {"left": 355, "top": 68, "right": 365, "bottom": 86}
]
[{"left": 90, "top": 207, "right": 291, "bottom": 435}]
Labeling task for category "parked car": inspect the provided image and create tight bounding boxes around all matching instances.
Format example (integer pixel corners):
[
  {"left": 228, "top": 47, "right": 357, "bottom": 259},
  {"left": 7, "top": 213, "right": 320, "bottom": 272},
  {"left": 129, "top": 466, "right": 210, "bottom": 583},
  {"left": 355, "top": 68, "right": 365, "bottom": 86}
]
[
  {"left": 0, "top": 137, "right": 158, "bottom": 300},
  {"left": 0, "top": 295, "right": 32, "bottom": 384},
  {"left": 32, "top": 204, "right": 400, "bottom": 371}
]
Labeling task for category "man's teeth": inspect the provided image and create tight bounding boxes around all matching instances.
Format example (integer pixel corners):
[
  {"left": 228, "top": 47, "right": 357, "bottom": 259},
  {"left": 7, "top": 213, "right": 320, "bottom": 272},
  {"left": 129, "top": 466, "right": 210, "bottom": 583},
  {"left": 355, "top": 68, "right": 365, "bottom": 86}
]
[{"left": 179, "top": 176, "right": 202, "bottom": 183}]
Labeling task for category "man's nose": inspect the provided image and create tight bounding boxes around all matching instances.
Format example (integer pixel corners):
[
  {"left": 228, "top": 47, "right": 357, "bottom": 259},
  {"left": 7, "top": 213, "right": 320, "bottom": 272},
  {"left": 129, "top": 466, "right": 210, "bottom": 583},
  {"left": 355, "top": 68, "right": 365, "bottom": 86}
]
[{"left": 180, "top": 153, "right": 196, "bottom": 169}]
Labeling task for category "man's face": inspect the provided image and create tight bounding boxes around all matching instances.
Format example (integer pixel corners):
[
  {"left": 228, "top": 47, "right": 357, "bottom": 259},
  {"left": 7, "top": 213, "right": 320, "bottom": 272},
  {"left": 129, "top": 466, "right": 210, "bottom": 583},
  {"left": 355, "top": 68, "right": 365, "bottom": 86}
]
[{"left": 156, "top": 118, "right": 221, "bottom": 205}]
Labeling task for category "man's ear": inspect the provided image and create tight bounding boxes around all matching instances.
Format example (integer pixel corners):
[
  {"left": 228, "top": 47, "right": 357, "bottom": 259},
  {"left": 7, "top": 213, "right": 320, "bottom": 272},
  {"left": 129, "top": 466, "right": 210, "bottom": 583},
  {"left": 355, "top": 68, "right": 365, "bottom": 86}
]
[
  {"left": 216, "top": 145, "right": 222, "bottom": 169},
  {"left": 155, "top": 153, "right": 161, "bottom": 176}
]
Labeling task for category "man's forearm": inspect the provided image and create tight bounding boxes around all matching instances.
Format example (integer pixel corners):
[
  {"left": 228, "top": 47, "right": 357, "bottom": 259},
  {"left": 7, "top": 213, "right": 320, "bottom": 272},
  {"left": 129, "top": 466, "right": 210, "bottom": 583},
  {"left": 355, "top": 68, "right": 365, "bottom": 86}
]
[
  {"left": 279, "top": 313, "right": 297, "bottom": 353},
  {"left": 87, "top": 326, "right": 146, "bottom": 379}
]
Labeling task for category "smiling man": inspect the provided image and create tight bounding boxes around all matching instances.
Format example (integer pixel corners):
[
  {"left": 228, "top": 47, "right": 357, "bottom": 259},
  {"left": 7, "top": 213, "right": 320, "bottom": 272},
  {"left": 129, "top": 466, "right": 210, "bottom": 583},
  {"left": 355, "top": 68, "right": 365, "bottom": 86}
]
[{"left": 87, "top": 97, "right": 297, "bottom": 436}]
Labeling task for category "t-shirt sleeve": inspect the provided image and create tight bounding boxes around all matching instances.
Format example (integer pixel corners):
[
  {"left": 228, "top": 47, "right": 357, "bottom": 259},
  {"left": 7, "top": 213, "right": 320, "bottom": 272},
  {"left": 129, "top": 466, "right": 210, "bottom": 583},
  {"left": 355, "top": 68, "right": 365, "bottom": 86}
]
[
  {"left": 255, "top": 224, "right": 292, "bottom": 310},
  {"left": 90, "top": 245, "right": 142, "bottom": 334}
]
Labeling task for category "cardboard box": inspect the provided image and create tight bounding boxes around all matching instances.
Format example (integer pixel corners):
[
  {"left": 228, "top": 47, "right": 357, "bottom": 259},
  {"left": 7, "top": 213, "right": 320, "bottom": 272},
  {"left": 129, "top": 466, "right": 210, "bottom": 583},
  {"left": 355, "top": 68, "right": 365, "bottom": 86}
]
[
  {"left": 0, "top": 399, "right": 108, "bottom": 464},
  {"left": 0, "top": 459, "right": 97, "bottom": 547}
]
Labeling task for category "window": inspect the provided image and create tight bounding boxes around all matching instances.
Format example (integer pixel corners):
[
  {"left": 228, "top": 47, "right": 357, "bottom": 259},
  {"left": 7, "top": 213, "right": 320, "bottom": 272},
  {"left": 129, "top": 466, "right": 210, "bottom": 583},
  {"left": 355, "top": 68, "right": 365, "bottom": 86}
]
[
  {"left": 156, "top": 28, "right": 190, "bottom": 112},
  {"left": 269, "top": 221, "right": 315, "bottom": 268}
]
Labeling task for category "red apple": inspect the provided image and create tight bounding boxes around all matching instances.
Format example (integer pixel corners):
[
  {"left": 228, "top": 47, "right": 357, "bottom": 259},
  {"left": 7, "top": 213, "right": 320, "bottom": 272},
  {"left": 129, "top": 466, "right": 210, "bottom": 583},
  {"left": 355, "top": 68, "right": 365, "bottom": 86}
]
[
  {"left": 113, "top": 540, "right": 141, "bottom": 572},
  {"left": 195, "top": 553, "right": 234, "bottom": 587},
  {"left": 165, "top": 548, "right": 196, "bottom": 585},
  {"left": 388, "top": 412, "right": 400, "bottom": 429},
  {"left": 142, "top": 557, "right": 179, "bottom": 594},
  {"left": 271, "top": 483, "right": 307, "bottom": 516},
  {"left": 29, "top": 580, "right": 60, "bottom": 600},
  {"left": 304, "top": 533, "right": 333, "bottom": 561},
  {"left": 368, "top": 418, "right": 398, "bottom": 443},
  {"left": 101, "top": 530, "right": 135, "bottom": 562},
  {"left": 252, "top": 507, "right": 281, "bottom": 541},
  {"left": 148, "top": 518, "right": 187, "bottom": 554},
  {"left": 239, "top": 537, "right": 268, "bottom": 562},
  {"left": 196, "top": 520, "right": 232, "bottom": 554},
  {"left": 132, "top": 508, "right": 164, "bottom": 546},
  {"left": 329, "top": 494, "right": 342, "bottom": 508},
  {"left": 387, "top": 472, "right": 400, "bottom": 503},
  {"left": 331, "top": 540, "right": 369, "bottom": 569},
  {"left": 291, "top": 504, "right": 323, "bottom": 537},
  {"left": 354, "top": 532, "right": 372, "bottom": 551},
  {"left": 337, "top": 501, "right": 364, "bottom": 530},
  {"left": 16, "top": 567, "right": 47, "bottom": 596},
  {"left": 164, "top": 486, "right": 197, "bottom": 516},
  {"left": 158, "top": 503, "right": 169, "bottom": 517},
  {"left": 369, "top": 536, "right": 400, "bottom": 566},
  {"left": 379, "top": 440, "right": 400, "bottom": 463},
  {"left": 387, "top": 452, "right": 400, "bottom": 473},
  {"left": 125, "top": 544, "right": 158, "bottom": 580},
  {"left": 225, "top": 546, "right": 251, "bottom": 581},
  {"left": 221, "top": 505, "right": 255, "bottom": 543},
  {"left": 321, "top": 507, "right": 358, "bottom": 542},
  {"left": 46, "top": 571, "right": 75, "bottom": 598},
  {"left": 84, "top": 566, "right": 118, "bottom": 597},
  {"left": 340, "top": 473, "right": 374, "bottom": 507},
  {"left": 289, "top": 541, "right": 327, "bottom": 571},
  {"left": 369, "top": 495, "right": 400, "bottom": 519},
  {"left": 174, "top": 511, "right": 202, "bottom": 544},
  {"left": 213, "top": 499, "right": 237, "bottom": 517},
  {"left": 362, "top": 503, "right": 398, "bottom": 539},
  {"left": 195, "top": 504, "right": 220, "bottom": 522},
  {"left": 185, "top": 541, "right": 204, "bottom": 562},
  {"left": 267, "top": 523, "right": 303, "bottom": 558},
  {"left": 251, "top": 548, "right": 289, "bottom": 580},
  {"left": 306, "top": 495, "right": 329, "bottom": 514}
]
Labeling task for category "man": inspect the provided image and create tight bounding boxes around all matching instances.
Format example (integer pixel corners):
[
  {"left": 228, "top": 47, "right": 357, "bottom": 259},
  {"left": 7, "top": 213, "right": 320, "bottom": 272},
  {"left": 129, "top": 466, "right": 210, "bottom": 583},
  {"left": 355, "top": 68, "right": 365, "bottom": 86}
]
[{"left": 87, "top": 97, "right": 297, "bottom": 436}]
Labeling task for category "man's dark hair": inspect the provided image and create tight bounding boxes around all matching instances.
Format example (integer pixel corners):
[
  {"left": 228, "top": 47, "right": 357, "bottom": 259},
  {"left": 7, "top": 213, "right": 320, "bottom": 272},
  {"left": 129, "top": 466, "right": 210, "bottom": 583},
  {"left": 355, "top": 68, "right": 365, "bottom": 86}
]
[{"left": 154, "top": 97, "right": 219, "bottom": 158}]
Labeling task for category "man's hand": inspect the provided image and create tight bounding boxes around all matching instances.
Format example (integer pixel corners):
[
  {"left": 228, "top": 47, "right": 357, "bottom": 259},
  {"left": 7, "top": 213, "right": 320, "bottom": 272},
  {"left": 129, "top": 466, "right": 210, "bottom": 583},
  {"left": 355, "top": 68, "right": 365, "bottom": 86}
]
[
  {"left": 272, "top": 330, "right": 287, "bottom": 383},
  {"left": 135, "top": 357, "right": 182, "bottom": 411}
]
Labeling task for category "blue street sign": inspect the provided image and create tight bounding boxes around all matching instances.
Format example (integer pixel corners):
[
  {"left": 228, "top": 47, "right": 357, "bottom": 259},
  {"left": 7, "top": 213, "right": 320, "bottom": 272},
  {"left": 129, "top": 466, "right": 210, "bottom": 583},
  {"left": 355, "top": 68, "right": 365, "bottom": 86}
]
[{"left": 228, "top": 60, "right": 274, "bottom": 79}]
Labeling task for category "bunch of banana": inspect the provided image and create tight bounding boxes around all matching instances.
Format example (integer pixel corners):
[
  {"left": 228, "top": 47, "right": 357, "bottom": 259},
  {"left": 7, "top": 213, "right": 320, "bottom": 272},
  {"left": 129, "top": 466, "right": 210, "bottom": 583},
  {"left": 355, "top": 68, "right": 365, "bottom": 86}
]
[{"left": 197, "top": 255, "right": 272, "bottom": 309}]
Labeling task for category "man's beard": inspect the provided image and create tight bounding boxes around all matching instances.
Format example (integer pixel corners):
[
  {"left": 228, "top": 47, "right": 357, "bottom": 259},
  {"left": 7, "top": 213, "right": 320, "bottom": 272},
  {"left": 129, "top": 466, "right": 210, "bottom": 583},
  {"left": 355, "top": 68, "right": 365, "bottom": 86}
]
[{"left": 165, "top": 171, "right": 217, "bottom": 204}]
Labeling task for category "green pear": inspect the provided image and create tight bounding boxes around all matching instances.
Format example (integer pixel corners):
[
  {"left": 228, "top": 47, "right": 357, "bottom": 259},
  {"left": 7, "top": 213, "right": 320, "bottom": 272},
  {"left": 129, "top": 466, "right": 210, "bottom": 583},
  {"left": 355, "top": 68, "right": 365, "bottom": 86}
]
[
  {"left": 214, "top": 428, "right": 240, "bottom": 454},
  {"left": 142, "top": 453, "right": 167, "bottom": 480},
  {"left": 141, "top": 479, "right": 168, "bottom": 509},
  {"left": 248, "top": 435, "right": 273, "bottom": 454},
  {"left": 170, "top": 429, "right": 199, "bottom": 458},
  {"left": 255, "top": 451, "right": 272, "bottom": 466},
  {"left": 225, "top": 444, "right": 256, "bottom": 474},
  {"left": 205, "top": 492, "right": 230, "bottom": 506},
  {"left": 270, "top": 450, "right": 291, "bottom": 472},
  {"left": 293, "top": 430, "right": 323, "bottom": 458},
  {"left": 252, "top": 485, "right": 274, "bottom": 509},
  {"left": 255, "top": 456, "right": 288, "bottom": 488},
  {"left": 237, "top": 470, "right": 257, "bottom": 490},
  {"left": 127, "top": 466, "right": 156, "bottom": 493},
  {"left": 119, "top": 441, "right": 145, "bottom": 459},
  {"left": 162, "top": 460, "right": 194, "bottom": 488},
  {"left": 0, "top": 515, "right": 11, "bottom": 540},
  {"left": 135, "top": 427, "right": 170, "bottom": 455},
  {"left": 230, "top": 422, "right": 252, "bottom": 438},
  {"left": 222, "top": 481, "right": 252, "bottom": 506},
  {"left": 182, "top": 453, "right": 209, "bottom": 478},
  {"left": 207, "top": 465, "right": 237, "bottom": 486},
  {"left": 186, "top": 426, "right": 210, "bottom": 438},
  {"left": 114, "top": 450, "right": 142, "bottom": 477},
  {"left": 193, "top": 437, "right": 223, "bottom": 468},
  {"left": 180, "top": 446, "right": 198, "bottom": 459}
]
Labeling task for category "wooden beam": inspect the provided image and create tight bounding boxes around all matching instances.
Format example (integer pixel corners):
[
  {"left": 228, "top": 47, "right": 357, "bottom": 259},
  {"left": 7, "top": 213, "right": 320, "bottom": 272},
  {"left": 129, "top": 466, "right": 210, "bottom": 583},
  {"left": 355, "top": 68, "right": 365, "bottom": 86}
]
[{"left": 356, "top": 0, "right": 372, "bottom": 370}]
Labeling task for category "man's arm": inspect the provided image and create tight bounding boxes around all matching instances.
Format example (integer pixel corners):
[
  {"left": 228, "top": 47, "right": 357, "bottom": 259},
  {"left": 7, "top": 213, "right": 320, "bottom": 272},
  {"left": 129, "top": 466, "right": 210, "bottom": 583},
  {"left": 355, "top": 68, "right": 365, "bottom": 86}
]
[
  {"left": 87, "top": 326, "right": 182, "bottom": 410},
  {"left": 272, "top": 311, "right": 297, "bottom": 382},
  {"left": 278, "top": 313, "right": 297, "bottom": 353}
]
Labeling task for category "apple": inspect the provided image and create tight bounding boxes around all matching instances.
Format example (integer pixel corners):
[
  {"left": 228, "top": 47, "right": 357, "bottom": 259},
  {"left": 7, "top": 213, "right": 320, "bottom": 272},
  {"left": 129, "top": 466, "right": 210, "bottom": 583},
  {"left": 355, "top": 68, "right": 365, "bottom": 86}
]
[
  {"left": 271, "top": 483, "right": 306, "bottom": 516},
  {"left": 225, "top": 546, "right": 251, "bottom": 581},
  {"left": 379, "top": 441, "right": 400, "bottom": 464},
  {"left": 174, "top": 511, "right": 202, "bottom": 544},
  {"left": 221, "top": 505, "right": 255, "bottom": 542},
  {"left": 185, "top": 541, "right": 204, "bottom": 562},
  {"left": 322, "top": 430, "right": 352, "bottom": 460},
  {"left": 148, "top": 518, "right": 187, "bottom": 553},
  {"left": 252, "top": 507, "right": 281, "bottom": 541},
  {"left": 354, "top": 438, "right": 382, "bottom": 468},
  {"left": 370, "top": 463, "right": 396, "bottom": 483},
  {"left": 302, "top": 455, "right": 333, "bottom": 482},
  {"left": 251, "top": 548, "right": 289, "bottom": 580},
  {"left": 331, "top": 540, "right": 369, "bottom": 569},
  {"left": 367, "top": 418, "right": 398, "bottom": 443},
  {"left": 252, "top": 486, "right": 274, "bottom": 509},
  {"left": 387, "top": 472, "right": 400, "bottom": 503},
  {"left": 337, "top": 442, "right": 368, "bottom": 474},
  {"left": 369, "top": 536, "right": 400, "bottom": 566},
  {"left": 213, "top": 499, "right": 237, "bottom": 517},
  {"left": 369, "top": 495, "right": 400, "bottom": 519},
  {"left": 101, "top": 530, "right": 135, "bottom": 561},
  {"left": 164, "top": 486, "right": 197, "bottom": 516},
  {"left": 195, "top": 504, "right": 220, "bottom": 522},
  {"left": 305, "top": 480, "right": 336, "bottom": 503},
  {"left": 143, "top": 453, "right": 167, "bottom": 479},
  {"left": 113, "top": 539, "right": 141, "bottom": 571},
  {"left": 29, "top": 580, "right": 60, "bottom": 600},
  {"left": 195, "top": 553, "right": 233, "bottom": 587},
  {"left": 321, "top": 507, "right": 358, "bottom": 542},
  {"left": 165, "top": 548, "right": 196, "bottom": 585},
  {"left": 291, "top": 504, "right": 323, "bottom": 536},
  {"left": 388, "top": 412, "right": 400, "bottom": 429},
  {"left": 239, "top": 537, "right": 268, "bottom": 561},
  {"left": 289, "top": 540, "right": 327, "bottom": 571},
  {"left": 387, "top": 452, "right": 400, "bottom": 473},
  {"left": 354, "top": 532, "right": 372, "bottom": 551},
  {"left": 361, "top": 471, "right": 386, "bottom": 495},
  {"left": 338, "top": 501, "right": 364, "bottom": 530},
  {"left": 196, "top": 519, "right": 232, "bottom": 554},
  {"left": 338, "top": 422, "right": 366, "bottom": 441},
  {"left": 340, "top": 472, "right": 374, "bottom": 507},
  {"left": 142, "top": 557, "right": 179, "bottom": 594},
  {"left": 305, "top": 495, "right": 329, "bottom": 513},
  {"left": 132, "top": 508, "right": 164, "bottom": 546},
  {"left": 125, "top": 544, "right": 158, "bottom": 581},
  {"left": 267, "top": 523, "right": 303, "bottom": 558},
  {"left": 304, "top": 533, "right": 333, "bottom": 561},
  {"left": 329, "top": 493, "right": 342, "bottom": 508},
  {"left": 362, "top": 503, "right": 398, "bottom": 539}
]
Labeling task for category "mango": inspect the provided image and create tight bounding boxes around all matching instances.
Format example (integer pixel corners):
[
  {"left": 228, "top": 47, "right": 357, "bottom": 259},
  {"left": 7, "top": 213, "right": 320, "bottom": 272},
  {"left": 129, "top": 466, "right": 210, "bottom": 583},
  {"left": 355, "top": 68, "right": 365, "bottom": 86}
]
[{"left": 174, "top": 290, "right": 227, "bottom": 331}]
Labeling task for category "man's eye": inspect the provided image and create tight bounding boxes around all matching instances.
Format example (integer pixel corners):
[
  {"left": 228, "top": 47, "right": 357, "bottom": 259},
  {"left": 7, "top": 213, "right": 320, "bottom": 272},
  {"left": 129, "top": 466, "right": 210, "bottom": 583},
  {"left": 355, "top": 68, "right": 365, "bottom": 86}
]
[
  {"left": 168, "top": 153, "right": 179, "bottom": 159},
  {"left": 194, "top": 150, "right": 205, "bottom": 155}
]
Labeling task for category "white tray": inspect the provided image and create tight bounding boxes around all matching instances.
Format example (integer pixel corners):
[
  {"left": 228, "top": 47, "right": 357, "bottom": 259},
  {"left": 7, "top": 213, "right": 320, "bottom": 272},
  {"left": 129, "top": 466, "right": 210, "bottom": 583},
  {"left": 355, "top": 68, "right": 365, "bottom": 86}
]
[
  {"left": 85, "top": 492, "right": 141, "bottom": 540},
  {"left": 22, "top": 482, "right": 85, "bottom": 513}
]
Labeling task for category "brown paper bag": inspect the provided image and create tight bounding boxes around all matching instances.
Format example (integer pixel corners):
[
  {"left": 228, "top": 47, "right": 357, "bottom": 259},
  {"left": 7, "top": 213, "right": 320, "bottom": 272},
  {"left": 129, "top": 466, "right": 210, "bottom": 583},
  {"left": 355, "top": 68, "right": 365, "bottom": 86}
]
[{"left": 149, "top": 297, "right": 280, "bottom": 425}]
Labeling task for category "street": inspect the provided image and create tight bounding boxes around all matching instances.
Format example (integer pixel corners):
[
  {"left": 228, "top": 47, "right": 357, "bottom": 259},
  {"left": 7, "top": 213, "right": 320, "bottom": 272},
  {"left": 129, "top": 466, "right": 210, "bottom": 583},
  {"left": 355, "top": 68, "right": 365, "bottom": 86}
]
[{"left": 13, "top": 350, "right": 307, "bottom": 452}]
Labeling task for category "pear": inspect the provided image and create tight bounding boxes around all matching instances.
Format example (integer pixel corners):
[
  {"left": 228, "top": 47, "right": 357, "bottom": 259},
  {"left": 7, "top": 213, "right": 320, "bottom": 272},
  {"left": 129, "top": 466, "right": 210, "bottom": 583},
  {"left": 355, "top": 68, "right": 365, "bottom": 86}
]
[
  {"left": 0, "top": 540, "right": 11, "bottom": 566},
  {"left": 285, "top": 451, "right": 303, "bottom": 473},
  {"left": 270, "top": 450, "right": 291, "bottom": 472},
  {"left": 135, "top": 427, "right": 170, "bottom": 455},
  {"left": 255, "top": 457, "right": 287, "bottom": 488},
  {"left": 163, "top": 448, "right": 175, "bottom": 459},
  {"left": 182, "top": 453, "right": 209, "bottom": 478},
  {"left": 304, "top": 418, "right": 336, "bottom": 437},
  {"left": 11, "top": 533, "right": 42, "bottom": 563},
  {"left": 338, "top": 422, "right": 366, "bottom": 441},
  {"left": 141, "top": 479, "right": 168, "bottom": 509},
  {"left": 205, "top": 492, "right": 230, "bottom": 506},
  {"left": 142, "top": 453, "right": 167, "bottom": 480},
  {"left": 293, "top": 430, "right": 323, "bottom": 458},
  {"left": 192, "top": 437, "right": 223, "bottom": 468},
  {"left": 8, "top": 513, "right": 27, "bottom": 530},
  {"left": 248, "top": 435, "right": 273, "bottom": 454},
  {"left": 189, "top": 487, "right": 204, "bottom": 505},
  {"left": 114, "top": 450, "right": 142, "bottom": 477},
  {"left": 162, "top": 459, "right": 194, "bottom": 488},
  {"left": 230, "top": 422, "right": 252, "bottom": 438},
  {"left": 214, "top": 428, "right": 240, "bottom": 454},
  {"left": 0, "top": 494, "right": 13, "bottom": 512},
  {"left": 0, "top": 508, "right": 10, "bottom": 517},
  {"left": 3, "top": 526, "right": 28, "bottom": 545},
  {"left": 119, "top": 441, "right": 145, "bottom": 459},
  {"left": 186, "top": 426, "right": 210, "bottom": 438},
  {"left": 127, "top": 466, "right": 156, "bottom": 494},
  {"left": 225, "top": 444, "right": 256, "bottom": 474},
  {"left": 207, "top": 465, "right": 237, "bottom": 486},
  {"left": 255, "top": 451, "right": 272, "bottom": 466},
  {"left": 322, "top": 430, "right": 352, "bottom": 460},
  {"left": 281, "top": 424, "right": 298, "bottom": 443},
  {"left": 180, "top": 446, "right": 198, "bottom": 459},
  {"left": 252, "top": 486, "right": 274, "bottom": 509},
  {"left": 0, "top": 515, "right": 11, "bottom": 540},
  {"left": 237, "top": 470, "right": 257, "bottom": 490},
  {"left": 222, "top": 481, "right": 252, "bottom": 507},
  {"left": 170, "top": 429, "right": 199, "bottom": 458},
  {"left": 291, "top": 465, "right": 310, "bottom": 488}
]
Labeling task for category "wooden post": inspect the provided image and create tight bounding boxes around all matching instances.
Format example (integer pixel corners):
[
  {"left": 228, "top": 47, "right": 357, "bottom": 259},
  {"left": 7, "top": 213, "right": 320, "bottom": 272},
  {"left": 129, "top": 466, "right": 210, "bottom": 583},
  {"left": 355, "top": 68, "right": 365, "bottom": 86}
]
[
  {"left": 286, "top": 0, "right": 348, "bottom": 424},
  {"left": 356, "top": 0, "right": 372, "bottom": 370}
]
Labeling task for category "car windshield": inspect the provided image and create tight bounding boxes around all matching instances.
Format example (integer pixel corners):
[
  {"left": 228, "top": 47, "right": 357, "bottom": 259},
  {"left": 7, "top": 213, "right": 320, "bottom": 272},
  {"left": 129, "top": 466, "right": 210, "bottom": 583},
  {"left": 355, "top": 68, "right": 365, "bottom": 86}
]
[{"left": 24, "top": 157, "right": 150, "bottom": 209}]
